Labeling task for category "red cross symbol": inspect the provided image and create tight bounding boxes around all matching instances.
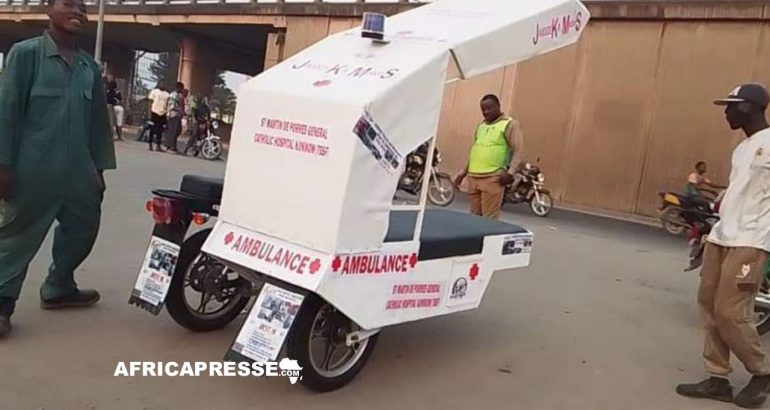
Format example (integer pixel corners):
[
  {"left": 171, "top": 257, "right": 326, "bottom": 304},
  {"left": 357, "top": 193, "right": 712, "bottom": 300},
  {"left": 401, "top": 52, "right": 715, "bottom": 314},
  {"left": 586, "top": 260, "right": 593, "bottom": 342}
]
[
  {"left": 409, "top": 253, "right": 418, "bottom": 268},
  {"left": 224, "top": 232, "right": 235, "bottom": 245},
  {"left": 309, "top": 259, "right": 321, "bottom": 275},
  {"left": 469, "top": 264, "right": 480, "bottom": 281},
  {"left": 331, "top": 256, "right": 342, "bottom": 272}
]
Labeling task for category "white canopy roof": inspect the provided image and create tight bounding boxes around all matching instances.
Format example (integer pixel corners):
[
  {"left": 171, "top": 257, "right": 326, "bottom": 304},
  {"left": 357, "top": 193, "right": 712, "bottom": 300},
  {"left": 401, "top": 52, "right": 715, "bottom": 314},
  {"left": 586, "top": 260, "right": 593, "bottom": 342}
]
[{"left": 214, "top": 0, "right": 590, "bottom": 256}]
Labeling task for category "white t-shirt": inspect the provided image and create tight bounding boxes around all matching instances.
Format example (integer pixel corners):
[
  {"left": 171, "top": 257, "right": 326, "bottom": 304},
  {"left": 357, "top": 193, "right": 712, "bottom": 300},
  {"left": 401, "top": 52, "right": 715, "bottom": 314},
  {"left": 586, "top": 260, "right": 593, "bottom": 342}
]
[
  {"left": 708, "top": 128, "right": 770, "bottom": 252},
  {"left": 149, "top": 89, "right": 170, "bottom": 116}
]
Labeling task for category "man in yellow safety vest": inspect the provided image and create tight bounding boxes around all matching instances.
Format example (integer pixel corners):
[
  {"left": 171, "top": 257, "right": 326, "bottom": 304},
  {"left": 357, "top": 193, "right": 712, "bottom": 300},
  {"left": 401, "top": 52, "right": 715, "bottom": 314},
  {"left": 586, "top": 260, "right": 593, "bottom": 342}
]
[{"left": 455, "top": 94, "right": 524, "bottom": 220}]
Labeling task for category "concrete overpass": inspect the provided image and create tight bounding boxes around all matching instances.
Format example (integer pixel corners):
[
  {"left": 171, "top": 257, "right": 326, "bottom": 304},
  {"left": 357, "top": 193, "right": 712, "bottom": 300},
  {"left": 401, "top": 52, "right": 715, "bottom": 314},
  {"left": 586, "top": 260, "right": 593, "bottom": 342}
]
[
  {"left": 3, "top": 0, "right": 770, "bottom": 91},
  {"left": 0, "top": 0, "right": 425, "bottom": 94},
  {"left": 2, "top": 0, "right": 770, "bottom": 92}
]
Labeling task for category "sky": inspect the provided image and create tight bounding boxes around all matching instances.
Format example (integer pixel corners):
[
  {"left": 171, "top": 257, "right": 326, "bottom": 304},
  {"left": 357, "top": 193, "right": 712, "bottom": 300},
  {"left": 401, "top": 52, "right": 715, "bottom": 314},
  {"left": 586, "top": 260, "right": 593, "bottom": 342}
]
[{"left": 224, "top": 71, "right": 250, "bottom": 93}]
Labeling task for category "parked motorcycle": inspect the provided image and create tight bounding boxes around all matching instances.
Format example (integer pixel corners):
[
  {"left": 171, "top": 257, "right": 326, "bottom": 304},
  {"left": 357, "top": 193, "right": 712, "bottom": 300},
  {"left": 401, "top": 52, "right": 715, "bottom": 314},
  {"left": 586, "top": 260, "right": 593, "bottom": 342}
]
[
  {"left": 658, "top": 190, "right": 721, "bottom": 236},
  {"left": 503, "top": 158, "right": 553, "bottom": 217},
  {"left": 398, "top": 142, "right": 455, "bottom": 206},
  {"left": 136, "top": 175, "right": 254, "bottom": 331},
  {"left": 136, "top": 119, "right": 154, "bottom": 143},
  {"left": 185, "top": 119, "right": 223, "bottom": 161},
  {"left": 680, "top": 191, "right": 724, "bottom": 271},
  {"left": 756, "top": 270, "right": 770, "bottom": 336}
]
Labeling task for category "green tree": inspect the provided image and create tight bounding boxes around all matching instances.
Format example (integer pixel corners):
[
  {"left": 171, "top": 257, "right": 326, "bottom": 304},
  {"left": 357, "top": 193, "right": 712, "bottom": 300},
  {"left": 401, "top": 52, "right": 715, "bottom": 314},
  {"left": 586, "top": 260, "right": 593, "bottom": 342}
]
[
  {"left": 149, "top": 52, "right": 179, "bottom": 89},
  {"left": 210, "top": 70, "right": 237, "bottom": 119}
]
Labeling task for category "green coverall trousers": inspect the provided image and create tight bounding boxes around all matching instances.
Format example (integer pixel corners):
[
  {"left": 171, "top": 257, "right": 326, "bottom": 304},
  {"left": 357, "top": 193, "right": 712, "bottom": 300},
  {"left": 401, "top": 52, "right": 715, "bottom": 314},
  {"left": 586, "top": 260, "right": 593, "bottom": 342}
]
[{"left": 0, "top": 184, "right": 103, "bottom": 301}]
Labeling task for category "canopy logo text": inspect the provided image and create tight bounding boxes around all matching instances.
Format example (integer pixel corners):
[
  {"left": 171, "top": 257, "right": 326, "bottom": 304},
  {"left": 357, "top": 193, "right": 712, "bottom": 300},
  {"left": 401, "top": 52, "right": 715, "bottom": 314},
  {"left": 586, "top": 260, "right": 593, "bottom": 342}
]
[
  {"left": 532, "top": 11, "right": 583, "bottom": 45},
  {"left": 291, "top": 60, "right": 400, "bottom": 81}
]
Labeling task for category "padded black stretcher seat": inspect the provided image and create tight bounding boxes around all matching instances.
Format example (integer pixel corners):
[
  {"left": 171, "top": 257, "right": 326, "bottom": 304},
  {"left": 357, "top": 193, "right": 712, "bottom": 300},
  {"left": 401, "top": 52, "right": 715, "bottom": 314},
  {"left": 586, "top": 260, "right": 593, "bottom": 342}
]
[
  {"left": 180, "top": 174, "right": 224, "bottom": 202},
  {"left": 385, "top": 209, "right": 528, "bottom": 261}
]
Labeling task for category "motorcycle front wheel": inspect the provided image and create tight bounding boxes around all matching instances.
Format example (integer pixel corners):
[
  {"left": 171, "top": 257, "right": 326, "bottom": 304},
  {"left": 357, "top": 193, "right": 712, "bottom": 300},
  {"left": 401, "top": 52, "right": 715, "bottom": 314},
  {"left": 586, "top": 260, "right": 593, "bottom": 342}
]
[
  {"left": 530, "top": 191, "right": 553, "bottom": 217},
  {"left": 201, "top": 139, "right": 222, "bottom": 161},
  {"left": 286, "top": 294, "right": 378, "bottom": 392},
  {"left": 427, "top": 173, "right": 455, "bottom": 207}
]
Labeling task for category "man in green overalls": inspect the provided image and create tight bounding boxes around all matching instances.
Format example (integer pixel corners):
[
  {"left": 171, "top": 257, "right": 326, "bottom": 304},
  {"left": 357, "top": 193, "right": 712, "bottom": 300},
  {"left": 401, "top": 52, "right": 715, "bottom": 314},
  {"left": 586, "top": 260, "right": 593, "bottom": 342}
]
[
  {"left": 455, "top": 94, "right": 524, "bottom": 220},
  {"left": 0, "top": 0, "right": 116, "bottom": 336}
]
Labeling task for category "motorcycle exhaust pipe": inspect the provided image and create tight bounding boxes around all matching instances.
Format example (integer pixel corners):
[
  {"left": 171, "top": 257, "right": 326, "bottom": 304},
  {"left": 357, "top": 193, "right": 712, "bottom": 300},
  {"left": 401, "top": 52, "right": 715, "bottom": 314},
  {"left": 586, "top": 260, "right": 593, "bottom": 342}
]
[{"left": 755, "top": 293, "right": 770, "bottom": 310}]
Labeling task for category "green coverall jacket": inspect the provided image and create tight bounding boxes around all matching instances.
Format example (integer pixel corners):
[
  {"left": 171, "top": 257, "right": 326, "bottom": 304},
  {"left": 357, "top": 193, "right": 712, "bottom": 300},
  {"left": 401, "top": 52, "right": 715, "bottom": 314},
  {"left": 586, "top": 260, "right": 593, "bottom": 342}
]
[{"left": 0, "top": 31, "right": 116, "bottom": 301}]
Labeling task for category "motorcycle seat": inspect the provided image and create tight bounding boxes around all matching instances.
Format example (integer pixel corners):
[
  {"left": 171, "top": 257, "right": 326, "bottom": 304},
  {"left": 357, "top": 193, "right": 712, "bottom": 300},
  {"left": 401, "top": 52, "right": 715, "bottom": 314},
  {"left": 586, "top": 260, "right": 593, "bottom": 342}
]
[
  {"left": 385, "top": 209, "right": 528, "bottom": 261},
  {"left": 180, "top": 174, "right": 224, "bottom": 202}
]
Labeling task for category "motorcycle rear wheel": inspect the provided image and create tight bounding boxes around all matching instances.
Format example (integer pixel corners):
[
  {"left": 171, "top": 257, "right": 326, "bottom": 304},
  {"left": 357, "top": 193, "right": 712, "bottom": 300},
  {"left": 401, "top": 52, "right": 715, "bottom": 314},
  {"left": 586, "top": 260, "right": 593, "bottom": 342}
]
[
  {"left": 165, "top": 229, "right": 251, "bottom": 332},
  {"left": 660, "top": 207, "right": 687, "bottom": 236}
]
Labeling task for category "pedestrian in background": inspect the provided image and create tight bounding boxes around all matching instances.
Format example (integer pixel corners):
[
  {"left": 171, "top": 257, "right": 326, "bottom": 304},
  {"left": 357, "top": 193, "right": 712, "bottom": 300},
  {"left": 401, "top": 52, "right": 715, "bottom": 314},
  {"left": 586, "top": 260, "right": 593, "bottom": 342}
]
[
  {"left": 454, "top": 94, "right": 524, "bottom": 220},
  {"left": 164, "top": 81, "right": 185, "bottom": 154},
  {"left": 0, "top": 0, "right": 116, "bottom": 337},
  {"left": 105, "top": 74, "right": 124, "bottom": 141},
  {"left": 147, "top": 83, "right": 169, "bottom": 152}
]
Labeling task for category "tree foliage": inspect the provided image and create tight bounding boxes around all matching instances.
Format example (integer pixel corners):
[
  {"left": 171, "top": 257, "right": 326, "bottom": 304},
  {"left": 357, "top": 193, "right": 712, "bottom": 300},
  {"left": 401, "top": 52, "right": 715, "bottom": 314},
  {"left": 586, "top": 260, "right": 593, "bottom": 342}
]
[
  {"left": 149, "top": 52, "right": 179, "bottom": 89},
  {"left": 210, "top": 70, "right": 236, "bottom": 118}
]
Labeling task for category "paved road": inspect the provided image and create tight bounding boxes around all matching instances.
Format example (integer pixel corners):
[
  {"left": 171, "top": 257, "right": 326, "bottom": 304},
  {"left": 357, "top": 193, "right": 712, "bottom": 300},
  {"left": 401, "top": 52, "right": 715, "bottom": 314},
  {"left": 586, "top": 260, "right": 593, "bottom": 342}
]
[{"left": 0, "top": 141, "right": 757, "bottom": 410}]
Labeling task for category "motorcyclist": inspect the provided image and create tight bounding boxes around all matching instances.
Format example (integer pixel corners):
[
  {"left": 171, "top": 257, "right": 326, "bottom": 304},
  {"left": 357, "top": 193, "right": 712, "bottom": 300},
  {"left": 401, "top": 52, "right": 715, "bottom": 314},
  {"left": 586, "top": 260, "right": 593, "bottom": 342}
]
[
  {"left": 684, "top": 161, "right": 725, "bottom": 208},
  {"left": 184, "top": 96, "right": 211, "bottom": 156}
]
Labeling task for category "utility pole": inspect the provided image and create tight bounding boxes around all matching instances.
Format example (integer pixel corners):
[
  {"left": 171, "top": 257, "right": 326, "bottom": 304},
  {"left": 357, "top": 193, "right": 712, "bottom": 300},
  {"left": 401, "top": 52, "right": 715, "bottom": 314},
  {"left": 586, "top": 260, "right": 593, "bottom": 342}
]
[{"left": 94, "top": 0, "right": 106, "bottom": 65}]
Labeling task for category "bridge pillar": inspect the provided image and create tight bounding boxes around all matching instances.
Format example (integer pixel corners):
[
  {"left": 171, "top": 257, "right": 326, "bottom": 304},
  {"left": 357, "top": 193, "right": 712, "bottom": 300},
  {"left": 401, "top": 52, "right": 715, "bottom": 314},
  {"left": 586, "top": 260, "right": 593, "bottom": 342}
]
[{"left": 178, "top": 37, "right": 217, "bottom": 97}]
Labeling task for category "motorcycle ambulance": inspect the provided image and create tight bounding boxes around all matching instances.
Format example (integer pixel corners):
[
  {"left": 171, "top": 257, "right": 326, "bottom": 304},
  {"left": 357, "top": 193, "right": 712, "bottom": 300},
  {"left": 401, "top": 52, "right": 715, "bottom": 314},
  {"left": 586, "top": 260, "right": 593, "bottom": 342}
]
[{"left": 129, "top": 0, "right": 590, "bottom": 391}]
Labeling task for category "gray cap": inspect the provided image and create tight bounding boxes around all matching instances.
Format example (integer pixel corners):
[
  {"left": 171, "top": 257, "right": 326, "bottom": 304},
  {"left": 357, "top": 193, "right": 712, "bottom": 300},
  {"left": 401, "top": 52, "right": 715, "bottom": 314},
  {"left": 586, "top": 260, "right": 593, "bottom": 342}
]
[{"left": 714, "top": 83, "right": 770, "bottom": 108}]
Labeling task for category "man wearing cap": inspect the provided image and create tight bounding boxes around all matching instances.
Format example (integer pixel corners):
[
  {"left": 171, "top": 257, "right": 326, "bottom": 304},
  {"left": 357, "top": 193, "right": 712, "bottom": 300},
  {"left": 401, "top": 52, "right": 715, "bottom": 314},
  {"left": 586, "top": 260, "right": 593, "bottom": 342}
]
[{"left": 677, "top": 83, "right": 770, "bottom": 408}]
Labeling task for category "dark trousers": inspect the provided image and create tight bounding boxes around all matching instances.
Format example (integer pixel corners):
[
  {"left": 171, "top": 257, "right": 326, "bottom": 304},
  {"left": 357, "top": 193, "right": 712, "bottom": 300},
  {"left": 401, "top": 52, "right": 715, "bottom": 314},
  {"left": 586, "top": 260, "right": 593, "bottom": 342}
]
[
  {"left": 185, "top": 123, "right": 204, "bottom": 154},
  {"left": 149, "top": 113, "right": 167, "bottom": 148},
  {"left": 165, "top": 115, "right": 182, "bottom": 152}
]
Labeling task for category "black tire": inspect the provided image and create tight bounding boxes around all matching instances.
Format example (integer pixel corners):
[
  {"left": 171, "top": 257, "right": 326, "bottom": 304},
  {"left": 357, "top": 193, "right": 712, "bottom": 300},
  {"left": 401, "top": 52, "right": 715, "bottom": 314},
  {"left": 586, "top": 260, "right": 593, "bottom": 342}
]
[
  {"left": 756, "top": 280, "right": 770, "bottom": 336},
  {"left": 201, "top": 140, "right": 222, "bottom": 161},
  {"left": 286, "top": 295, "right": 379, "bottom": 392},
  {"left": 427, "top": 173, "right": 455, "bottom": 207},
  {"left": 138, "top": 129, "right": 149, "bottom": 142},
  {"left": 756, "top": 307, "right": 770, "bottom": 336},
  {"left": 530, "top": 192, "right": 553, "bottom": 217},
  {"left": 165, "top": 229, "right": 250, "bottom": 332},
  {"left": 660, "top": 206, "right": 687, "bottom": 236}
]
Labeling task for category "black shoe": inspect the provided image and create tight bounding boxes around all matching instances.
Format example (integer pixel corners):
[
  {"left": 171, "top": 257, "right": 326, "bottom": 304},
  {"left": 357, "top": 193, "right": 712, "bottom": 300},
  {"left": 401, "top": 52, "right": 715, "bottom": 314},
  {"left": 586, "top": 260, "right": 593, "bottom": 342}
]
[
  {"left": 735, "top": 375, "right": 770, "bottom": 408},
  {"left": 0, "top": 298, "right": 14, "bottom": 336},
  {"left": 40, "top": 289, "right": 100, "bottom": 310},
  {"left": 676, "top": 377, "right": 734, "bottom": 403},
  {"left": 149, "top": 146, "right": 154, "bottom": 151}
]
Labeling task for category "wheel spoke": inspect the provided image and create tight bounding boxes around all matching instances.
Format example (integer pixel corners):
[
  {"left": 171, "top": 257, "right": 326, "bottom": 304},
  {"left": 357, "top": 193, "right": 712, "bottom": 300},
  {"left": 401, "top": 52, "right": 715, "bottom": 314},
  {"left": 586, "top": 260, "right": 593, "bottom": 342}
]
[
  {"left": 196, "top": 292, "right": 214, "bottom": 313},
  {"left": 322, "top": 343, "right": 338, "bottom": 371},
  {"left": 311, "top": 325, "right": 328, "bottom": 341}
]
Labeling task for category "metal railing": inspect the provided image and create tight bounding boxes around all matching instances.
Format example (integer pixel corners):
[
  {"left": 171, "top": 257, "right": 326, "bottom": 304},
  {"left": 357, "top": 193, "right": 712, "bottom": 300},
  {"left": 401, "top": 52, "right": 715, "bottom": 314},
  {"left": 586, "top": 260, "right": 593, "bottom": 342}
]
[{"left": 2, "top": 0, "right": 430, "bottom": 6}]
